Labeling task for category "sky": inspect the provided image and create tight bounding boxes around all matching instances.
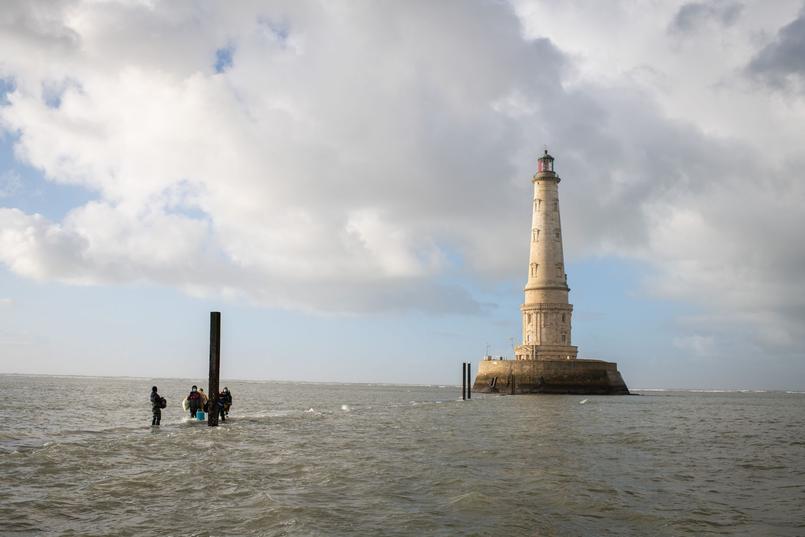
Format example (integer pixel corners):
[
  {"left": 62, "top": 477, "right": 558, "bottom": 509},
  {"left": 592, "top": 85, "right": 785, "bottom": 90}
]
[{"left": 1, "top": 0, "right": 805, "bottom": 389}]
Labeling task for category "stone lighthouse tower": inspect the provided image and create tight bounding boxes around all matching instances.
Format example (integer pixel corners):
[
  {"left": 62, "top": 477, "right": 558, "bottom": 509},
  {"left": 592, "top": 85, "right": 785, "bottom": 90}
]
[
  {"left": 515, "top": 150, "right": 578, "bottom": 361},
  {"left": 473, "top": 150, "right": 629, "bottom": 394}
]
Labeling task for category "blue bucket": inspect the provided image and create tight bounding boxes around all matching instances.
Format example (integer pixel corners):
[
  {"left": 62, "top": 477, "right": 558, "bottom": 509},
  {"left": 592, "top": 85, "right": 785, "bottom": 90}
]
[{"left": 196, "top": 410, "right": 205, "bottom": 421}]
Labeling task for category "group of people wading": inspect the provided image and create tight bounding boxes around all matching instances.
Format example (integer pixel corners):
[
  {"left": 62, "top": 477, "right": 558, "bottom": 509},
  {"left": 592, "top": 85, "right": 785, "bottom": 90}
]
[
  {"left": 185, "top": 385, "right": 233, "bottom": 421},
  {"left": 148, "top": 384, "right": 233, "bottom": 426}
]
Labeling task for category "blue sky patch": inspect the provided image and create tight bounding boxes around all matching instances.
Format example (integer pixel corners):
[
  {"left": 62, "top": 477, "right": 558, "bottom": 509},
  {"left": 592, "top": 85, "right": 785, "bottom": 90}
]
[
  {"left": 0, "top": 78, "right": 16, "bottom": 105},
  {"left": 0, "top": 136, "right": 96, "bottom": 220},
  {"left": 214, "top": 46, "right": 235, "bottom": 73}
]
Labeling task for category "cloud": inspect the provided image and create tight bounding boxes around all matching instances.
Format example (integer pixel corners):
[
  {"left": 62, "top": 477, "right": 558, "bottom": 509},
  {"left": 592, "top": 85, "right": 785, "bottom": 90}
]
[
  {"left": 0, "top": 0, "right": 80, "bottom": 54},
  {"left": 510, "top": 0, "right": 805, "bottom": 358},
  {"left": 673, "top": 334, "right": 716, "bottom": 357},
  {"left": 747, "top": 8, "right": 805, "bottom": 90},
  {"left": 0, "top": 208, "right": 91, "bottom": 282},
  {"left": 0, "top": 0, "right": 566, "bottom": 314},
  {"left": 0, "top": 0, "right": 803, "bottom": 373},
  {"left": 669, "top": 0, "right": 744, "bottom": 34}
]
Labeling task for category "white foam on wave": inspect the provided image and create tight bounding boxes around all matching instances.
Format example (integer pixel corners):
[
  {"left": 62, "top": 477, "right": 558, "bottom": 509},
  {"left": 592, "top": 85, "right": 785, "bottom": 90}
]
[
  {"left": 246, "top": 410, "right": 275, "bottom": 419},
  {"left": 579, "top": 399, "right": 588, "bottom": 405},
  {"left": 341, "top": 404, "right": 350, "bottom": 412}
]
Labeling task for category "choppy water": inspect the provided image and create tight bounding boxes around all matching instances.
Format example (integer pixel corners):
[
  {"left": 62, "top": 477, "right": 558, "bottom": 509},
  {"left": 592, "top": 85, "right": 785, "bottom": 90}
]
[{"left": 1, "top": 376, "right": 804, "bottom": 536}]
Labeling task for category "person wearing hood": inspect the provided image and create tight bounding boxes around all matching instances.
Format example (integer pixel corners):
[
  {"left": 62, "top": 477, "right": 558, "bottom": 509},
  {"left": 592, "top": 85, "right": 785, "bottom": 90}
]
[
  {"left": 187, "top": 385, "right": 202, "bottom": 418},
  {"left": 217, "top": 387, "right": 232, "bottom": 422}
]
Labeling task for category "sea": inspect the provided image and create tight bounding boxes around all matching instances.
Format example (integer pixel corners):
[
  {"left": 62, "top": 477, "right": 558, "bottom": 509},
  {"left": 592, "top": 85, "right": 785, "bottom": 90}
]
[{"left": 1, "top": 375, "right": 804, "bottom": 537}]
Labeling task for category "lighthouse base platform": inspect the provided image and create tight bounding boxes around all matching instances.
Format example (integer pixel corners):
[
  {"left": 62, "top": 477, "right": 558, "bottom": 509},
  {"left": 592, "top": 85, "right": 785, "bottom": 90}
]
[{"left": 473, "top": 358, "right": 629, "bottom": 395}]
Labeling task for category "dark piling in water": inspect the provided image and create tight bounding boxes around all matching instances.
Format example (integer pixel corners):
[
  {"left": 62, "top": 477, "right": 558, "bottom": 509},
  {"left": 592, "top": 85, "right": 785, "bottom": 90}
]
[
  {"left": 467, "top": 362, "right": 471, "bottom": 399},
  {"left": 208, "top": 311, "right": 221, "bottom": 427},
  {"left": 462, "top": 362, "right": 467, "bottom": 400}
]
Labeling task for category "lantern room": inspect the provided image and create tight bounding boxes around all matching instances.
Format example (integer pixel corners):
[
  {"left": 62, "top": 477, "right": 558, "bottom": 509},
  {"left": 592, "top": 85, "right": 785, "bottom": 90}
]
[{"left": 537, "top": 149, "right": 554, "bottom": 173}]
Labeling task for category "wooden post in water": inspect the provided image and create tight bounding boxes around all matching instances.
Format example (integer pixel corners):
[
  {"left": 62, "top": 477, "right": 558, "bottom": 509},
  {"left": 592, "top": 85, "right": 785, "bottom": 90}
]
[
  {"left": 467, "top": 362, "right": 471, "bottom": 399},
  {"left": 462, "top": 362, "right": 467, "bottom": 400},
  {"left": 208, "top": 311, "right": 221, "bottom": 427}
]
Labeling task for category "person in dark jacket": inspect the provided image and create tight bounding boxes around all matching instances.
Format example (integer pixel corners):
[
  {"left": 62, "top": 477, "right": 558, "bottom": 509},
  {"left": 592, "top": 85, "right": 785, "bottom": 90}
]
[
  {"left": 217, "top": 387, "right": 233, "bottom": 421},
  {"left": 187, "top": 385, "right": 202, "bottom": 417},
  {"left": 150, "top": 386, "right": 162, "bottom": 426}
]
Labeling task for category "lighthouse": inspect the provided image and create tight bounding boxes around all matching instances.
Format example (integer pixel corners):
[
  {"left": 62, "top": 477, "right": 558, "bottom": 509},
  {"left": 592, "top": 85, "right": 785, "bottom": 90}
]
[
  {"left": 473, "top": 150, "right": 629, "bottom": 395},
  {"left": 516, "top": 150, "right": 578, "bottom": 361}
]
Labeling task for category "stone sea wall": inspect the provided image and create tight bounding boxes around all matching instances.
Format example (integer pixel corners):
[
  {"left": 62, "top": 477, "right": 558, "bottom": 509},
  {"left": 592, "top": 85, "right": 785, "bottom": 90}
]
[{"left": 473, "top": 358, "right": 629, "bottom": 395}]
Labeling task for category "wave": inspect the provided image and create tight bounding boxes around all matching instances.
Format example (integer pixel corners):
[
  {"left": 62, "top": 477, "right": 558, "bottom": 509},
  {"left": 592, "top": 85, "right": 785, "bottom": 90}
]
[{"left": 635, "top": 388, "right": 786, "bottom": 394}]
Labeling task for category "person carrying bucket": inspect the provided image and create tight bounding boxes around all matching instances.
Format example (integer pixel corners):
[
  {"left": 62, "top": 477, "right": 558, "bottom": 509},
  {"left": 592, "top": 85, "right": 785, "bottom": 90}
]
[{"left": 198, "top": 388, "right": 209, "bottom": 413}]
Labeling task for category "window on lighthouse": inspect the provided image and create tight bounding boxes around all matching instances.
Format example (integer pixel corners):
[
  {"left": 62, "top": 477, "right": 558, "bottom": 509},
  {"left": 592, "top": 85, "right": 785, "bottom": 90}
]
[
  {"left": 532, "top": 228, "right": 540, "bottom": 242},
  {"left": 530, "top": 263, "right": 538, "bottom": 277}
]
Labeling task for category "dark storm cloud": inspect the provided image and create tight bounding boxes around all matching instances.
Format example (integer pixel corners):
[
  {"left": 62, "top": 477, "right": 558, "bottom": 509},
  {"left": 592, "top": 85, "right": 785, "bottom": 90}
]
[
  {"left": 669, "top": 0, "right": 744, "bottom": 33},
  {"left": 747, "top": 9, "right": 805, "bottom": 89}
]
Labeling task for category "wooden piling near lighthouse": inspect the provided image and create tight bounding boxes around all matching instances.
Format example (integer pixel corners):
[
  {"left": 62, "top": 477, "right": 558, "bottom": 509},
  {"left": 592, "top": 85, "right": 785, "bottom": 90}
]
[
  {"left": 462, "top": 362, "right": 467, "bottom": 400},
  {"left": 208, "top": 311, "right": 221, "bottom": 427},
  {"left": 467, "top": 362, "right": 471, "bottom": 399}
]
